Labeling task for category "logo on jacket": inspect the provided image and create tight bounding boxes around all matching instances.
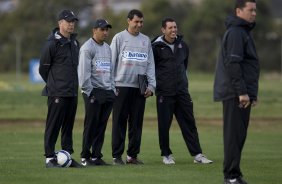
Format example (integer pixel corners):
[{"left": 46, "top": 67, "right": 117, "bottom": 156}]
[
  {"left": 159, "top": 96, "right": 164, "bottom": 103},
  {"left": 95, "top": 60, "right": 111, "bottom": 71},
  {"left": 90, "top": 97, "right": 95, "bottom": 103},
  {"left": 142, "top": 41, "right": 146, "bottom": 47},
  {"left": 178, "top": 43, "right": 182, "bottom": 48},
  {"left": 121, "top": 51, "right": 148, "bottom": 62},
  {"left": 55, "top": 98, "right": 60, "bottom": 103}
]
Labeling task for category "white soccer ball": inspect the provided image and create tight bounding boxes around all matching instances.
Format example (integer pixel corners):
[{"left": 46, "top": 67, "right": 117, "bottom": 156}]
[{"left": 56, "top": 150, "right": 72, "bottom": 167}]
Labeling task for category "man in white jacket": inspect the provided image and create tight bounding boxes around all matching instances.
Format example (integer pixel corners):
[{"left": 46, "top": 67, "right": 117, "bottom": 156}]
[
  {"left": 110, "top": 9, "right": 156, "bottom": 165},
  {"left": 78, "top": 19, "right": 115, "bottom": 166}
]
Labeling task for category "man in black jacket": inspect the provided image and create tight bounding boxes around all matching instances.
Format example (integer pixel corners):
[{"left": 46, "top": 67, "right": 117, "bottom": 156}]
[
  {"left": 152, "top": 18, "right": 212, "bottom": 165},
  {"left": 214, "top": 0, "right": 259, "bottom": 183},
  {"left": 39, "top": 9, "right": 82, "bottom": 168}
]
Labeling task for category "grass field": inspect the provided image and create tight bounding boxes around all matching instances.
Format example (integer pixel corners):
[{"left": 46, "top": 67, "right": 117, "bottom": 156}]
[
  {"left": 0, "top": 72, "right": 282, "bottom": 120},
  {"left": 0, "top": 72, "right": 282, "bottom": 184},
  {"left": 0, "top": 120, "right": 281, "bottom": 184}
]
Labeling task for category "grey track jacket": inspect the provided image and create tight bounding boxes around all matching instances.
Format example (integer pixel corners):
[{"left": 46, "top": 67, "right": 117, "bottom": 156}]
[
  {"left": 78, "top": 38, "right": 115, "bottom": 97},
  {"left": 110, "top": 30, "right": 156, "bottom": 92}
]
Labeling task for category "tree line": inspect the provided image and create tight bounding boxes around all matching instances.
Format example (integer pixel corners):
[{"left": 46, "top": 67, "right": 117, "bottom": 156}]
[{"left": 0, "top": 0, "right": 280, "bottom": 72}]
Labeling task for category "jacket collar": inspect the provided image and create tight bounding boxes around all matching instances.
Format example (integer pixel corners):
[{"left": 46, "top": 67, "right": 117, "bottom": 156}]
[
  {"left": 47, "top": 27, "right": 77, "bottom": 45},
  {"left": 152, "top": 35, "right": 183, "bottom": 45},
  {"left": 225, "top": 14, "right": 256, "bottom": 32}
]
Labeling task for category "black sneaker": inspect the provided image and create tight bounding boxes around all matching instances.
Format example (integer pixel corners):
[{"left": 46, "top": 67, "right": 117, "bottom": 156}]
[
  {"left": 224, "top": 177, "right": 248, "bottom": 184},
  {"left": 69, "top": 159, "right": 83, "bottom": 168},
  {"left": 81, "top": 159, "right": 95, "bottom": 167},
  {"left": 92, "top": 158, "right": 110, "bottom": 166},
  {"left": 81, "top": 158, "right": 109, "bottom": 166},
  {"left": 126, "top": 157, "right": 144, "bottom": 165},
  {"left": 46, "top": 158, "right": 60, "bottom": 168},
  {"left": 113, "top": 157, "right": 125, "bottom": 165}
]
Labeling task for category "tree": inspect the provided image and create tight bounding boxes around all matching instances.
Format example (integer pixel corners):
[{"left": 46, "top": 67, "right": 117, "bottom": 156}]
[
  {"left": 182, "top": 0, "right": 233, "bottom": 71},
  {"left": 0, "top": 0, "right": 277, "bottom": 72},
  {"left": 141, "top": 0, "right": 192, "bottom": 39},
  {"left": 253, "top": 0, "right": 279, "bottom": 71},
  {"left": 0, "top": 0, "right": 90, "bottom": 72},
  {"left": 101, "top": 0, "right": 193, "bottom": 51},
  {"left": 102, "top": 7, "right": 128, "bottom": 43},
  {"left": 182, "top": 0, "right": 274, "bottom": 71}
]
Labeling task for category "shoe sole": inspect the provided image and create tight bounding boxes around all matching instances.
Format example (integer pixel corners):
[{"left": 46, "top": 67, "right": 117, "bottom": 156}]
[
  {"left": 163, "top": 162, "right": 175, "bottom": 165},
  {"left": 193, "top": 160, "right": 213, "bottom": 164},
  {"left": 163, "top": 160, "right": 175, "bottom": 165},
  {"left": 126, "top": 161, "right": 144, "bottom": 164}
]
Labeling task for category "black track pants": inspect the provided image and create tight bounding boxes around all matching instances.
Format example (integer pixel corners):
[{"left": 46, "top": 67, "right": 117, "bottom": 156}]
[
  {"left": 80, "top": 93, "right": 113, "bottom": 159},
  {"left": 156, "top": 94, "right": 202, "bottom": 156},
  {"left": 44, "top": 96, "right": 77, "bottom": 157},
  {"left": 112, "top": 87, "right": 145, "bottom": 158},
  {"left": 223, "top": 98, "right": 251, "bottom": 179}
]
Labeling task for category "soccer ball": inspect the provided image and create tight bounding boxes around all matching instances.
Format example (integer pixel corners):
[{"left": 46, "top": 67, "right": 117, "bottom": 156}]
[{"left": 56, "top": 150, "right": 72, "bottom": 167}]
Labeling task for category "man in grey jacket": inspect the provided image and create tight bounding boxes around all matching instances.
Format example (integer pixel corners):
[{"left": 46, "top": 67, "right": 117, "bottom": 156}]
[
  {"left": 110, "top": 9, "right": 156, "bottom": 165},
  {"left": 78, "top": 19, "right": 115, "bottom": 166}
]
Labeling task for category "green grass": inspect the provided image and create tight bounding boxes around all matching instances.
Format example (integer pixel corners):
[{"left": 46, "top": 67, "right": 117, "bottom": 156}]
[
  {"left": 0, "top": 72, "right": 282, "bottom": 120},
  {"left": 0, "top": 72, "right": 281, "bottom": 183},
  {"left": 0, "top": 121, "right": 281, "bottom": 184}
]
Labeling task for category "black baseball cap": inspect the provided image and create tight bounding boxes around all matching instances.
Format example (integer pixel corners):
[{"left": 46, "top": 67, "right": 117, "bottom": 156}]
[
  {"left": 93, "top": 19, "right": 112, "bottom": 29},
  {"left": 58, "top": 9, "right": 78, "bottom": 22}
]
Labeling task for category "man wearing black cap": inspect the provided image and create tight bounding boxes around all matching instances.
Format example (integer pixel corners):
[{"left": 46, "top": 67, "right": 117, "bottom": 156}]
[
  {"left": 78, "top": 19, "right": 115, "bottom": 166},
  {"left": 39, "top": 9, "right": 82, "bottom": 168}
]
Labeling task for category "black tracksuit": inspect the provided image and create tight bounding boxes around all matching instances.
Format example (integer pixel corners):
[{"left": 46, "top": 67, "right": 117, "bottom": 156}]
[
  {"left": 214, "top": 15, "right": 259, "bottom": 179},
  {"left": 81, "top": 89, "right": 115, "bottom": 159},
  {"left": 112, "top": 87, "right": 146, "bottom": 158},
  {"left": 152, "top": 35, "right": 202, "bottom": 157},
  {"left": 39, "top": 28, "right": 79, "bottom": 158}
]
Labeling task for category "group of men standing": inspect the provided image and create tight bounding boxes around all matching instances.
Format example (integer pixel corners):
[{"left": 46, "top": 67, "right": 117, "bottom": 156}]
[{"left": 39, "top": 0, "right": 259, "bottom": 183}]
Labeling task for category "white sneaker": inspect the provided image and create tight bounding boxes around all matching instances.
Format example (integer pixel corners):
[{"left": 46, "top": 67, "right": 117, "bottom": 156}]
[
  {"left": 163, "top": 155, "right": 175, "bottom": 165},
  {"left": 194, "top": 153, "right": 213, "bottom": 164}
]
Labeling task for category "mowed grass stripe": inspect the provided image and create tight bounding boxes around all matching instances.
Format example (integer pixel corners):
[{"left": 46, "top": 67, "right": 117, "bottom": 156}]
[{"left": 0, "top": 121, "right": 281, "bottom": 184}]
